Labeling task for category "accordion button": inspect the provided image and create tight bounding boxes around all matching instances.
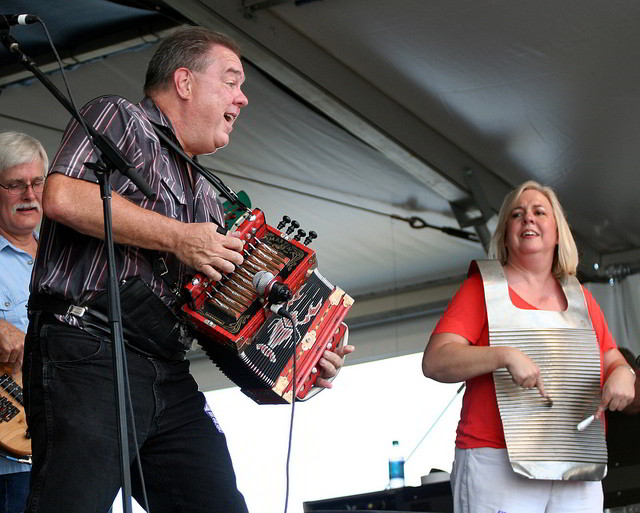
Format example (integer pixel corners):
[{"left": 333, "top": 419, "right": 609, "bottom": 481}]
[{"left": 311, "top": 367, "right": 317, "bottom": 374}]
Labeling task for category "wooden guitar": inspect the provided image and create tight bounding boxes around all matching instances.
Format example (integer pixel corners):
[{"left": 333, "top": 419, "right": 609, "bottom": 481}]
[{"left": 0, "top": 364, "right": 31, "bottom": 458}]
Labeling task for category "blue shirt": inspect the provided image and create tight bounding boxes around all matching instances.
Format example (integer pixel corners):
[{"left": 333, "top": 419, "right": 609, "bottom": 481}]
[{"left": 0, "top": 233, "right": 35, "bottom": 474}]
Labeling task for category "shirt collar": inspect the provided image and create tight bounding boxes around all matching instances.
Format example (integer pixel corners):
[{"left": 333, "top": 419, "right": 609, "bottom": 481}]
[
  {"left": 139, "top": 97, "right": 214, "bottom": 204},
  {"left": 0, "top": 231, "right": 38, "bottom": 253},
  {"left": 142, "top": 96, "right": 203, "bottom": 174},
  {"left": 140, "top": 96, "right": 186, "bottom": 150},
  {"left": 140, "top": 96, "right": 171, "bottom": 129}
]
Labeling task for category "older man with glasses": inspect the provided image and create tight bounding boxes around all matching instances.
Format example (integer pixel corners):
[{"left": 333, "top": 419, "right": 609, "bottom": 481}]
[{"left": 0, "top": 131, "right": 47, "bottom": 513}]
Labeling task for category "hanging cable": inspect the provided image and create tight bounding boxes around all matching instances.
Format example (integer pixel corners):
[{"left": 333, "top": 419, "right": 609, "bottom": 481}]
[
  {"left": 405, "top": 383, "right": 465, "bottom": 464},
  {"left": 207, "top": 167, "right": 480, "bottom": 243}
]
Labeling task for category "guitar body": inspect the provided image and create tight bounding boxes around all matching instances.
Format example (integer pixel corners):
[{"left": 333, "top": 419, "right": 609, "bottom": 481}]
[{"left": 0, "top": 365, "right": 31, "bottom": 458}]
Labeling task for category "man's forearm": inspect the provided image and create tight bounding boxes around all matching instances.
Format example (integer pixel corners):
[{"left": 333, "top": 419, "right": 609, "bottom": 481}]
[{"left": 43, "top": 173, "right": 182, "bottom": 253}]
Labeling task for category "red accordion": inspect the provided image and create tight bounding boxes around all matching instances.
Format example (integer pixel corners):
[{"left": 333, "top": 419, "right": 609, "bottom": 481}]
[{"left": 181, "top": 208, "right": 353, "bottom": 404}]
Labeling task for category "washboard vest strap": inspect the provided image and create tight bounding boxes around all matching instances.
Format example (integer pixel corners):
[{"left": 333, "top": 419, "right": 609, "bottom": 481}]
[{"left": 475, "top": 259, "right": 607, "bottom": 481}]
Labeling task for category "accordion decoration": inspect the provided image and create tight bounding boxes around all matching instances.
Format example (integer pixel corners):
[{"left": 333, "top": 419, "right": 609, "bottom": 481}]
[{"left": 181, "top": 208, "right": 353, "bottom": 404}]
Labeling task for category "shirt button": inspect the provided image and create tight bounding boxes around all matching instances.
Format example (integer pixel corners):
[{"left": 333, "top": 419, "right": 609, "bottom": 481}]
[
  {"left": 4, "top": 302, "right": 10, "bottom": 307},
  {"left": 28, "top": 260, "right": 34, "bottom": 265}
]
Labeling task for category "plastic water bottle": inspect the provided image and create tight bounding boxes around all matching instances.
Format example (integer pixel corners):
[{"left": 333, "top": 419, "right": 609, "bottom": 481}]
[{"left": 388, "top": 440, "right": 405, "bottom": 488}]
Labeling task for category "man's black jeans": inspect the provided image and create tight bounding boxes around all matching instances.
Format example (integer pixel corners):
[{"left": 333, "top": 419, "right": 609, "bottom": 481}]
[{"left": 23, "top": 314, "right": 249, "bottom": 513}]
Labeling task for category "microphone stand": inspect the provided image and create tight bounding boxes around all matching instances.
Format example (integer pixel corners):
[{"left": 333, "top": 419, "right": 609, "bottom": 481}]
[{"left": 1, "top": 29, "right": 155, "bottom": 513}]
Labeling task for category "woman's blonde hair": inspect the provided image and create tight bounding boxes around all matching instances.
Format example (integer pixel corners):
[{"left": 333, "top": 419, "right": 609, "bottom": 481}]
[{"left": 488, "top": 180, "right": 578, "bottom": 278}]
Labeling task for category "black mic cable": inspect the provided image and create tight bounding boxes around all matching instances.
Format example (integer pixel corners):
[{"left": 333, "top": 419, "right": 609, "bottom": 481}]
[
  {"left": 283, "top": 318, "right": 299, "bottom": 513},
  {"left": 251, "top": 270, "right": 300, "bottom": 513}
]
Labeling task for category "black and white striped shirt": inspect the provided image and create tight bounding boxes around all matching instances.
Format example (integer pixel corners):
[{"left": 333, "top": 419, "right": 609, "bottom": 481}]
[{"left": 31, "top": 95, "right": 225, "bottom": 311}]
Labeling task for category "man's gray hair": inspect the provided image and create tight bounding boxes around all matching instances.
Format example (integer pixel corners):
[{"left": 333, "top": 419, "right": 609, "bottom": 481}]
[{"left": 0, "top": 131, "right": 48, "bottom": 177}]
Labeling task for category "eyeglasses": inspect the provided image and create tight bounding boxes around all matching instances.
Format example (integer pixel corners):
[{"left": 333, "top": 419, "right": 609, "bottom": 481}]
[{"left": 0, "top": 178, "right": 46, "bottom": 195}]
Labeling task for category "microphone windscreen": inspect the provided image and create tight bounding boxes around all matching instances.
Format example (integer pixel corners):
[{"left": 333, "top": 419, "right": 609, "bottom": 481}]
[{"left": 252, "top": 270, "right": 274, "bottom": 295}]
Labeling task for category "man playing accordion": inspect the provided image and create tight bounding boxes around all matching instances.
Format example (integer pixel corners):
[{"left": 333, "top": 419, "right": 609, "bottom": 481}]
[{"left": 24, "top": 27, "right": 353, "bottom": 513}]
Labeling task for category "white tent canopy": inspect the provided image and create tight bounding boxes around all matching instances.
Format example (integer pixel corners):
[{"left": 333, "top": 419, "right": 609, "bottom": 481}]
[{"left": 1, "top": 1, "right": 639, "bottom": 385}]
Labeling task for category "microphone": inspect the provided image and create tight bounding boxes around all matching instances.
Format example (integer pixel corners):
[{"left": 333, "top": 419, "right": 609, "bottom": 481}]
[
  {"left": 252, "top": 271, "right": 293, "bottom": 304},
  {"left": 1, "top": 14, "right": 40, "bottom": 26},
  {"left": 252, "top": 271, "right": 294, "bottom": 322}
]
